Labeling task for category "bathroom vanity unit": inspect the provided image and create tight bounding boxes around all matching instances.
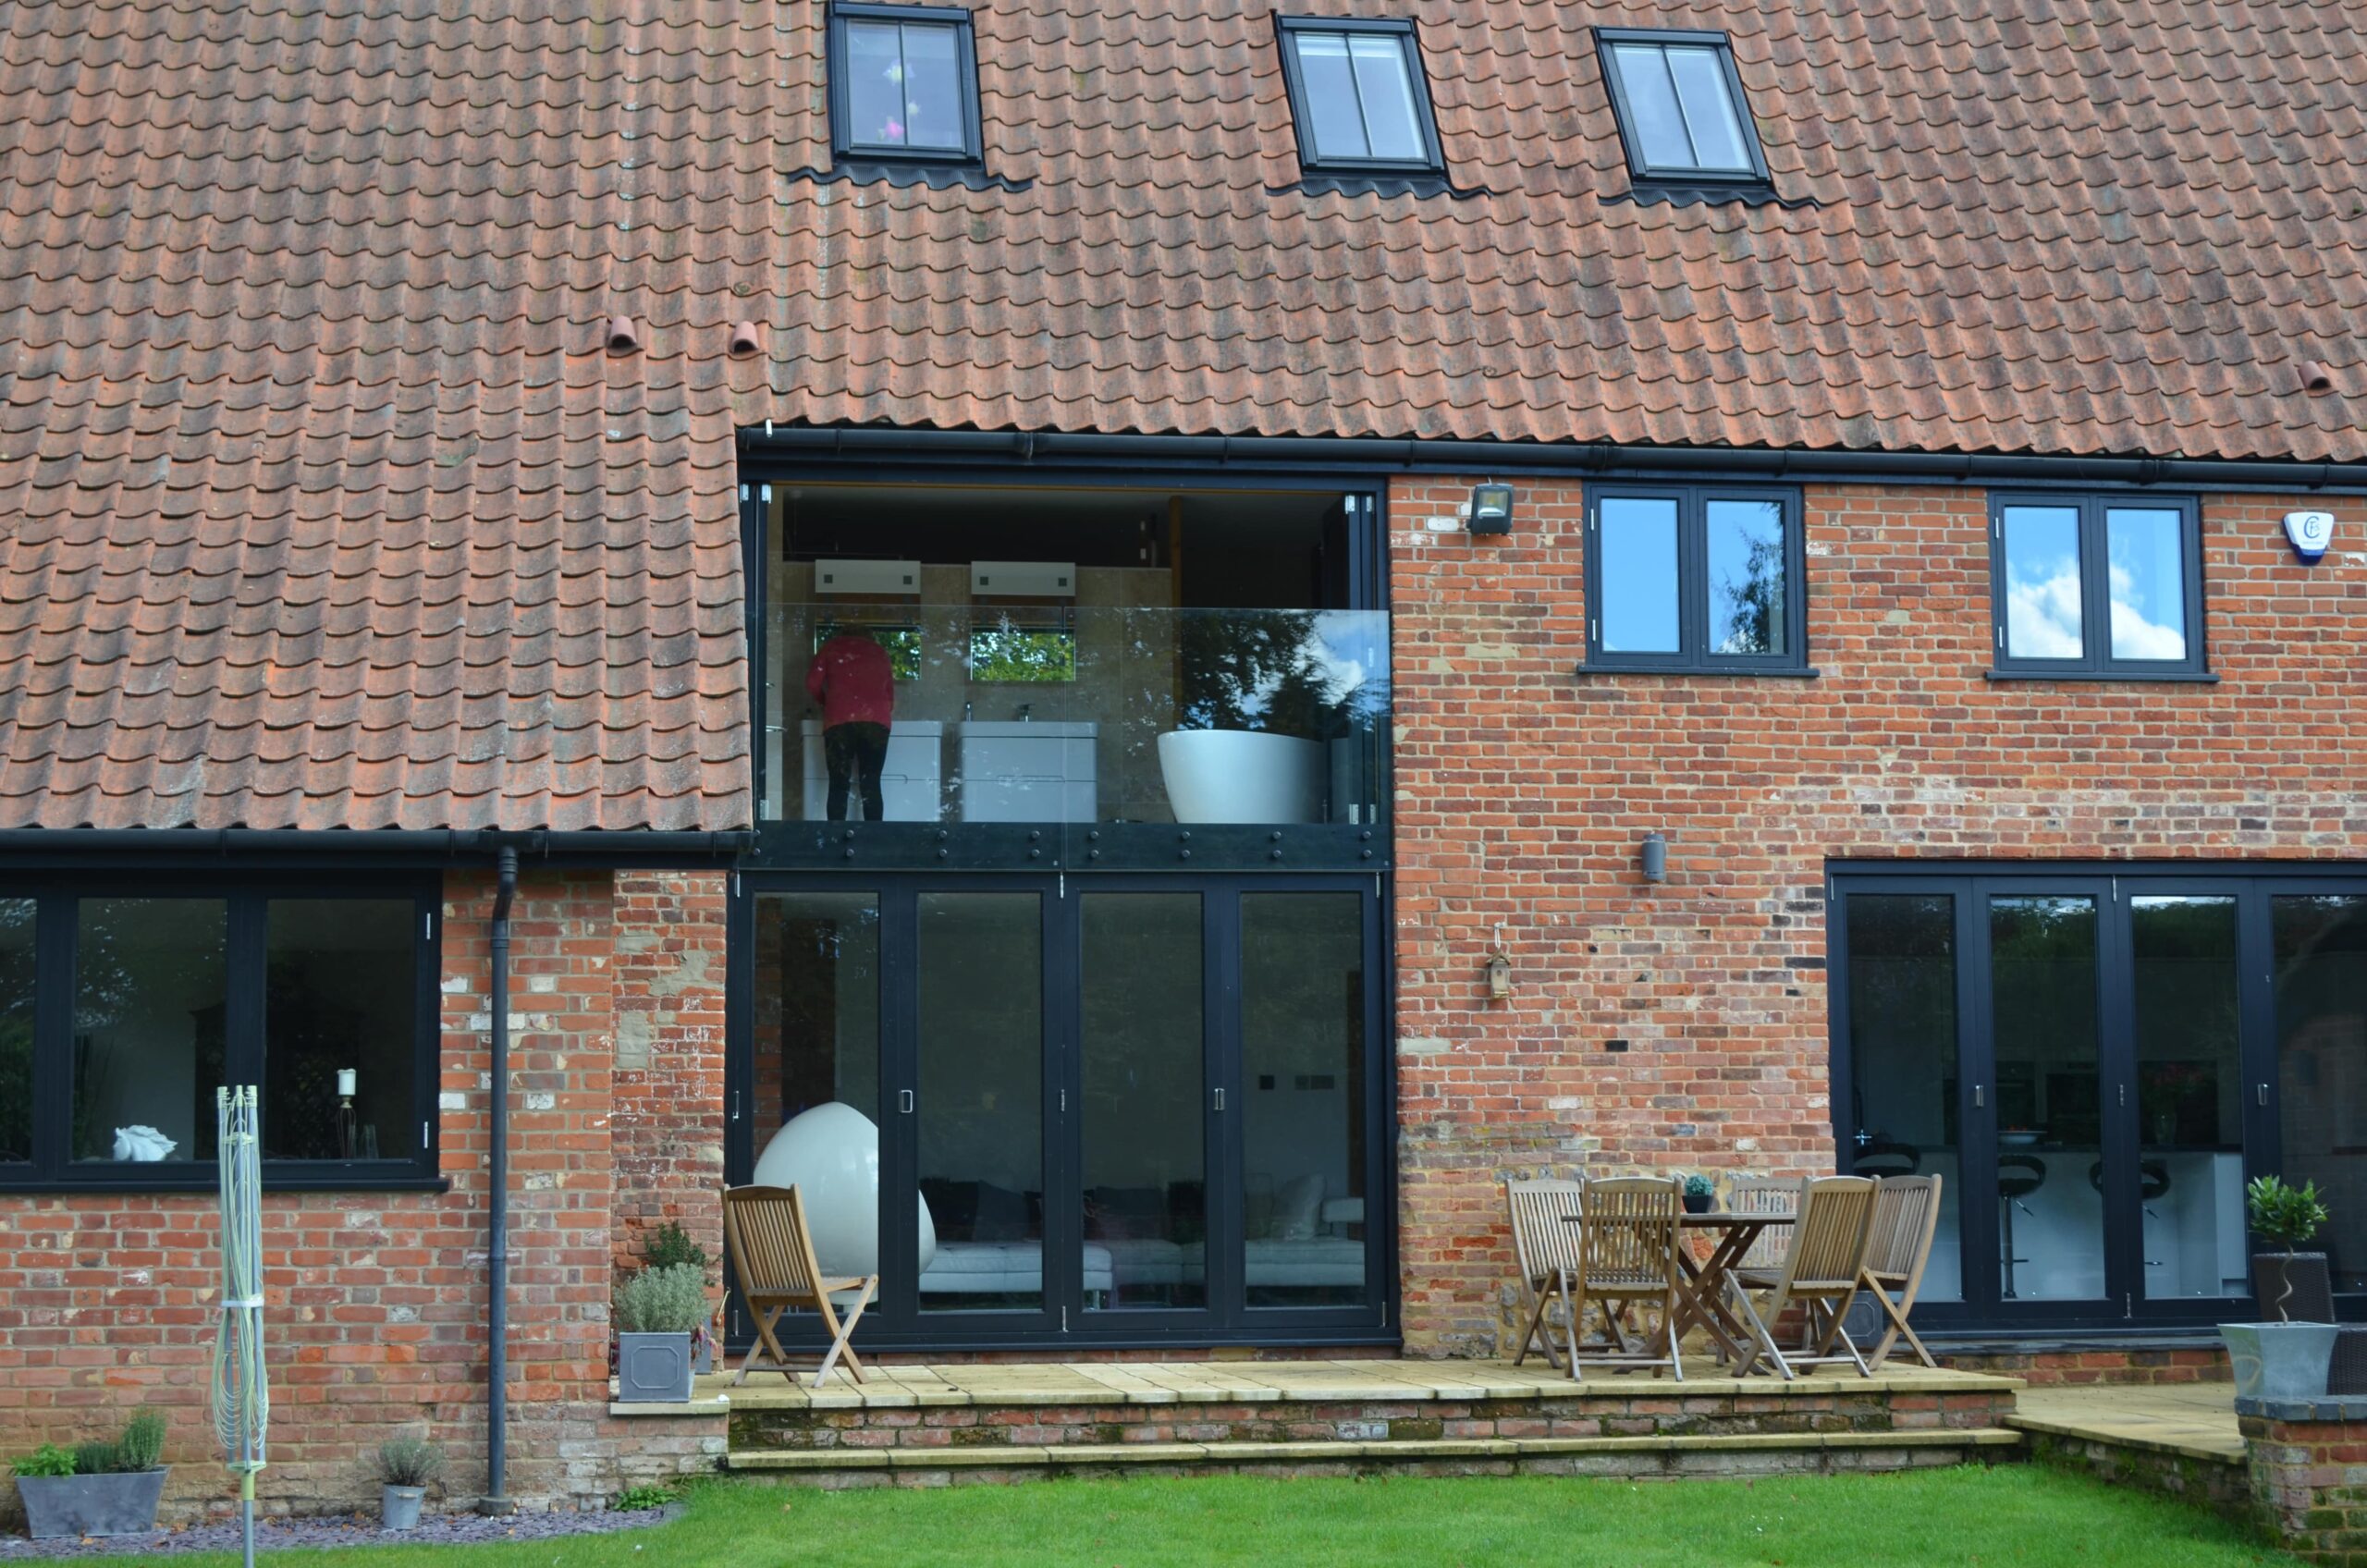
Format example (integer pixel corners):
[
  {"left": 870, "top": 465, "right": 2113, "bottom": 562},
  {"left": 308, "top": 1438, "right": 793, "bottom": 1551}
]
[
  {"left": 799, "top": 719, "right": 947, "bottom": 821},
  {"left": 958, "top": 721, "right": 1098, "bottom": 822}
]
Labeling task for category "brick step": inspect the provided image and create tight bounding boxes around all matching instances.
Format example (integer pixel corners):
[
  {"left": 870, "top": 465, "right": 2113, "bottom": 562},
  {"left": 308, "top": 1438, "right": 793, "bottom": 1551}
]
[{"left": 727, "top": 1426, "right": 2023, "bottom": 1474}]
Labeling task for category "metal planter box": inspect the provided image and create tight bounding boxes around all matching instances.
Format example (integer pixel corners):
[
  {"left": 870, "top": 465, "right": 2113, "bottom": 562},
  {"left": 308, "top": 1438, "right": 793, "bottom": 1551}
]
[
  {"left": 616, "top": 1332, "right": 695, "bottom": 1403},
  {"left": 17, "top": 1469, "right": 168, "bottom": 1539},
  {"left": 2222, "top": 1321, "right": 2339, "bottom": 1402}
]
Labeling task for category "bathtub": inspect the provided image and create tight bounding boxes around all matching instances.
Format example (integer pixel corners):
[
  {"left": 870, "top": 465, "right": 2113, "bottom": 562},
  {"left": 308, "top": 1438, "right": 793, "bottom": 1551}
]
[{"left": 1157, "top": 729, "right": 1326, "bottom": 824}]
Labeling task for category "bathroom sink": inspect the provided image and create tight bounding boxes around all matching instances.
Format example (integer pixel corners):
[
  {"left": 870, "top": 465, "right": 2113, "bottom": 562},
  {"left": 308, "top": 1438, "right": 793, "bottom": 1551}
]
[{"left": 958, "top": 721, "right": 1098, "bottom": 822}]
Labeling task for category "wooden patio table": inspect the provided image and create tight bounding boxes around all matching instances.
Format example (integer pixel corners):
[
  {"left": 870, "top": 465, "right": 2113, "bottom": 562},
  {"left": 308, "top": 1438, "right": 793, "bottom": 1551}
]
[{"left": 1563, "top": 1211, "right": 1795, "bottom": 1369}]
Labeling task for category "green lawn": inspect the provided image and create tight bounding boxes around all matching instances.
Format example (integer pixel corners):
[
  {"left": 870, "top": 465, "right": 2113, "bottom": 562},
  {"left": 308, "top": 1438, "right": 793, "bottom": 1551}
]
[{"left": 60, "top": 1465, "right": 2294, "bottom": 1567}]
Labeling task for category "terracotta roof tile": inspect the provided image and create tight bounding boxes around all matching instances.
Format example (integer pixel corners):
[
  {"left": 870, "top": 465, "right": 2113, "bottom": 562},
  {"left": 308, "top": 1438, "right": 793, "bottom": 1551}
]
[{"left": 3, "top": 0, "right": 2363, "bottom": 825}]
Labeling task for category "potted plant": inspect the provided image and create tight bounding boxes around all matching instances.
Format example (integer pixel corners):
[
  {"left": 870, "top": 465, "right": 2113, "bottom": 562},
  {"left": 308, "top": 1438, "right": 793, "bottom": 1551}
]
[
  {"left": 2222, "top": 1175, "right": 2339, "bottom": 1401},
  {"left": 641, "top": 1221, "right": 720, "bottom": 1375},
  {"left": 11, "top": 1410, "right": 168, "bottom": 1539},
  {"left": 374, "top": 1438, "right": 441, "bottom": 1531},
  {"left": 614, "top": 1262, "right": 707, "bottom": 1403},
  {"left": 1681, "top": 1174, "right": 1716, "bottom": 1216},
  {"left": 2250, "top": 1175, "right": 2335, "bottom": 1323}
]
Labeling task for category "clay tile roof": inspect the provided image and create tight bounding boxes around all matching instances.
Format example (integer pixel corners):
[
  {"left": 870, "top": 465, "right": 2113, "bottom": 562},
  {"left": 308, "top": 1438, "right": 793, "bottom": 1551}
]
[{"left": 1, "top": 0, "right": 2362, "bottom": 826}]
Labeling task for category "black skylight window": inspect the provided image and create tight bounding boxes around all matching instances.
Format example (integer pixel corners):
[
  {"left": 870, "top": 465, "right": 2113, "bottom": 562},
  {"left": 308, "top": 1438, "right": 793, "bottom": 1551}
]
[
  {"left": 1596, "top": 29, "right": 1769, "bottom": 186},
  {"left": 828, "top": 2, "right": 983, "bottom": 164},
  {"left": 1276, "top": 18, "right": 1443, "bottom": 175}
]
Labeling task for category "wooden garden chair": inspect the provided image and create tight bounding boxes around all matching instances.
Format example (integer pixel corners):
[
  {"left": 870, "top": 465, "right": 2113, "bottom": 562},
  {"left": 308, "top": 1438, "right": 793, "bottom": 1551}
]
[
  {"left": 1727, "top": 1175, "right": 1879, "bottom": 1380},
  {"left": 1505, "top": 1179, "right": 1587, "bottom": 1368},
  {"left": 722, "top": 1183, "right": 877, "bottom": 1387},
  {"left": 1858, "top": 1174, "right": 1944, "bottom": 1370},
  {"left": 1726, "top": 1174, "right": 1805, "bottom": 1272},
  {"left": 1564, "top": 1176, "right": 1686, "bottom": 1382}
]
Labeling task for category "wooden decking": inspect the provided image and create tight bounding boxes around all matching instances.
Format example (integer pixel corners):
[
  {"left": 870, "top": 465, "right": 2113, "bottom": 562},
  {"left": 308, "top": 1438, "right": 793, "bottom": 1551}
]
[{"left": 708, "top": 1356, "right": 2008, "bottom": 1411}]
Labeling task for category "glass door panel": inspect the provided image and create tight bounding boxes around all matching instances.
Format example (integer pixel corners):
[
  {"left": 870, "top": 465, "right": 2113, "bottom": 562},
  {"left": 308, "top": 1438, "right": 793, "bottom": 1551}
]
[
  {"left": 2130, "top": 896, "right": 2249, "bottom": 1303},
  {"left": 1080, "top": 893, "right": 1207, "bottom": 1311},
  {"left": 1842, "top": 892, "right": 1963, "bottom": 1301},
  {"left": 915, "top": 891, "right": 1044, "bottom": 1312},
  {"left": 1988, "top": 894, "right": 2106, "bottom": 1302},
  {"left": 745, "top": 889, "right": 893, "bottom": 1312},
  {"left": 2274, "top": 895, "right": 2367, "bottom": 1295},
  {"left": 1240, "top": 892, "right": 1367, "bottom": 1308}
]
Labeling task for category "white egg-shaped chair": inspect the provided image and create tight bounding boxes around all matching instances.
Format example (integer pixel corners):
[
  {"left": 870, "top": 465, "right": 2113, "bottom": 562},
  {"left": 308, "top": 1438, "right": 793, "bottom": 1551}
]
[{"left": 751, "top": 1101, "right": 936, "bottom": 1278}]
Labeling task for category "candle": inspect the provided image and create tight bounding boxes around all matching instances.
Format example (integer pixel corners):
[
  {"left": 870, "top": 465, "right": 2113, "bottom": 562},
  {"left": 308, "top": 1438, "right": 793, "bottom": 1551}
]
[{"left": 337, "top": 1069, "right": 357, "bottom": 1098}]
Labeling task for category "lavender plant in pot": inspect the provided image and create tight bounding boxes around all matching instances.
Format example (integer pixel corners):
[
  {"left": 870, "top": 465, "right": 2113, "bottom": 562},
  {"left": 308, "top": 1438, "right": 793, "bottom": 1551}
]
[
  {"left": 11, "top": 1411, "right": 168, "bottom": 1539},
  {"left": 2222, "top": 1175, "right": 2338, "bottom": 1401},
  {"left": 374, "top": 1438, "right": 442, "bottom": 1531},
  {"left": 614, "top": 1263, "right": 707, "bottom": 1403},
  {"left": 640, "top": 1221, "right": 720, "bottom": 1375}
]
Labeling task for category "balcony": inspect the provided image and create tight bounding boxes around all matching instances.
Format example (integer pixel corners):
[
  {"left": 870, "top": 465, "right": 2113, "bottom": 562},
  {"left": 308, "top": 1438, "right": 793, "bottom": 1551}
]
[{"left": 759, "top": 606, "right": 1390, "bottom": 869}]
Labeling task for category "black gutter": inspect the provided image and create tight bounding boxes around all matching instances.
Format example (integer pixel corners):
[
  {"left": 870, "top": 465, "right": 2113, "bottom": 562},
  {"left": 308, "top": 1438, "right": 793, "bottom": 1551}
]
[
  {"left": 738, "top": 424, "right": 2366, "bottom": 494},
  {"left": 480, "top": 844, "right": 520, "bottom": 1517},
  {"left": 0, "top": 828, "right": 754, "bottom": 870}
]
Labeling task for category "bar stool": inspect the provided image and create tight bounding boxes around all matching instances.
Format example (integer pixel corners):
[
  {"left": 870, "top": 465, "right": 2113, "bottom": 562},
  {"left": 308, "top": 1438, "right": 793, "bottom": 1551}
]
[{"left": 1998, "top": 1154, "right": 2046, "bottom": 1299}]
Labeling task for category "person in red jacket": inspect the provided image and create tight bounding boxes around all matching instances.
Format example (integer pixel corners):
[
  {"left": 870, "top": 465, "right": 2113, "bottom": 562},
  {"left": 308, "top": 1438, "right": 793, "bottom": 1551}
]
[{"left": 804, "top": 631, "right": 896, "bottom": 820}]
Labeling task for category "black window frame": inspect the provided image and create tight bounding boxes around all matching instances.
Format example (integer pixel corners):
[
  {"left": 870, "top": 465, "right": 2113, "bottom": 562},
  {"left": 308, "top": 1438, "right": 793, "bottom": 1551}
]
[
  {"left": 1987, "top": 492, "right": 2210, "bottom": 680},
  {"left": 827, "top": 0, "right": 987, "bottom": 167},
  {"left": 1273, "top": 15, "right": 1446, "bottom": 178},
  {"left": 1594, "top": 28, "right": 1772, "bottom": 190},
  {"left": 0, "top": 873, "right": 444, "bottom": 1193},
  {"left": 1583, "top": 483, "right": 1809, "bottom": 674}
]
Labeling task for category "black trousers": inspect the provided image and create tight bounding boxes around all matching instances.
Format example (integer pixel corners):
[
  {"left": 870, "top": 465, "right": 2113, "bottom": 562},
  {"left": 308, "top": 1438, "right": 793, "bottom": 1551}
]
[{"left": 823, "top": 721, "right": 890, "bottom": 821}]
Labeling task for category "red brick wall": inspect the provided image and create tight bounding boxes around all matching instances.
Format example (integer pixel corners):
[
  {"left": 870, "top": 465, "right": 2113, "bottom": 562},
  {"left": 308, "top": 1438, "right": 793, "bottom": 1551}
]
[
  {"left": 1388, "top": 476, "right": 2367, "bottom": 1356},
  {"left": 609, "top": 871, "right": 730, "bottom": 1278},
  {"left": 0, "top": 868, "right": 725, "bottom": 1523}
]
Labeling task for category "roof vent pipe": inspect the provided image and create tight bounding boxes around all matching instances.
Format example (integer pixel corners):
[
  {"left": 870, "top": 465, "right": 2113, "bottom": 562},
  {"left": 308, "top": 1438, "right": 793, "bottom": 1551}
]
[
  {"left": 605, "top": 315, "right": 641, "bottom": 354},
  {"left": 2300, "top": 360, "right": 2335, "bottom": 394},
  {"left": 729, "top": 322, "right": 763, "bottom": 359},
  {"left": 479, "top": 844, "right": 520, "bottom": 1516}
]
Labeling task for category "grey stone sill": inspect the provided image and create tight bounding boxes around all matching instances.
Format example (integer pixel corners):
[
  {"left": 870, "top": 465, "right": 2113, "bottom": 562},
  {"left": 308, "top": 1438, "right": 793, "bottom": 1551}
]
[
  {"left": 2236, "top": 1394, "right": 2367, "bottom": 1422},
  {"left": 607, "top": 1393, "right": 731, "bottom": 1417},
  {"left": 1983, "top": 668, "right": 2221, "bottom": 683},
  {"left": 1573, "top": 664, "right": 1821, "bottom": 679}
]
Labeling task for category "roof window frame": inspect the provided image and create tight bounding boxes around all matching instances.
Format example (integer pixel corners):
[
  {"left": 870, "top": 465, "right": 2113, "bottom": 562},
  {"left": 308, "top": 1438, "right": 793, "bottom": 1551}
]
[
  {"left": 827, "top": 0, "right": 987, "bottom": 167},
  {"left": 1593, "top": 27, "right": 1772, "bottom": 190},
  {"left": 1273, "top": 15, "right": 1447, "bottom": 178}
]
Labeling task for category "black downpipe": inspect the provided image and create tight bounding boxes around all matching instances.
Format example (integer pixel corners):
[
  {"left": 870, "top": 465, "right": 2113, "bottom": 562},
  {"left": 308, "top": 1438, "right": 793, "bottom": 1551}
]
[{"left": 481, "top": 845, "right": 520, "bottom": 1514}]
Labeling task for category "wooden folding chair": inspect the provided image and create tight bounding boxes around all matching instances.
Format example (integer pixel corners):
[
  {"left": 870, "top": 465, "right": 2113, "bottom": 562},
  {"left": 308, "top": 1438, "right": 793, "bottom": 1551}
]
[
  {"left": 1505, "top": 1179, "right": 1587, "bottom": 1368},
  {"left": 1726, "top": 1174, "right": 1805, "bottom": 1272},
  {"left": 722, "top": 1183, "right": 878, "bottom": 1387},
  {"left": 1858, "top": 1174, "right": 1943, "bottom": 1370},
  {"left": 1727, "top": 1175, "right": 1879, "bottom": 1380},
  {"left": 1564, "top": 1176, "right": 1686, "bottom": 1382}
]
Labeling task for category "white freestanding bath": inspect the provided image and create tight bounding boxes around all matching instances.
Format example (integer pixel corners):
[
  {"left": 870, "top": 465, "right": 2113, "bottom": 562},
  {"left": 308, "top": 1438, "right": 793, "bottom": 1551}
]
[{"left": 1158, "top": 729, "right": 1326, "bottom": 824}]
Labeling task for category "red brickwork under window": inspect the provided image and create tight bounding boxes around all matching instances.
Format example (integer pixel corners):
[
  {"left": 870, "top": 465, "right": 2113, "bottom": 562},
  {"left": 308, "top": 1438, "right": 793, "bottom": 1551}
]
[
  {"left": 0, "top": 868, "right": 728, "bottom": 1523},
  {"left": 1388, "top": 476, "right": 2367, "bottom": 1357}
]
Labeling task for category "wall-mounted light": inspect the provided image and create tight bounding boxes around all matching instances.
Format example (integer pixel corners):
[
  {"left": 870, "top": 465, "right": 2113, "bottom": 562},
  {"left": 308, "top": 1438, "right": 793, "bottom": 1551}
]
[
  {"left": 1639, "top": 831, "right": 1669, "bottom": 884},
  {"left": 1485, "top": 952, "right": 1513, "bottom": 999},
  {"left": 1466, "top": 483, "right": 1515, "bottom": 535}
]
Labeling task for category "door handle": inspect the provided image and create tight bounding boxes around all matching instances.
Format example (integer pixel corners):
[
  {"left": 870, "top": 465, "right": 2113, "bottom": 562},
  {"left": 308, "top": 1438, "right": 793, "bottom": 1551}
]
[
  {"left": 1212, "top": 1088, "right": 1225, "bottom": 1113},
  {"left": 899, "top": 1089, "right": 914, "bottom": 1115},
  {"left": 1974, "top": 1084, "right": 1985, "bottom": 1109},
  {"left": 2258, "top": 1083, "right": 2268, "bottom": 1108}
]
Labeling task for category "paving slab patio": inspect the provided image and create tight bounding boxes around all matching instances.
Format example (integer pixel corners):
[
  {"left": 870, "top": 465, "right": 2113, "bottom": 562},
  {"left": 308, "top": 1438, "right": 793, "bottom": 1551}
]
[{"left": 2006, "top": 1380, "right": 2245, "bottom": 1463}]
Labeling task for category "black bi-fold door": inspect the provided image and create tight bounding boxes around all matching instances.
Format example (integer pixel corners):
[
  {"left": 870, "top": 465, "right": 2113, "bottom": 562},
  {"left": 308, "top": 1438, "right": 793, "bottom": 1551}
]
[
  {"left": 1830, "top": 866, "right": 2332, "bottom": 1332},
  {"left": 726, "top": 873, "right": 1390, "bottom": 1351}
]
